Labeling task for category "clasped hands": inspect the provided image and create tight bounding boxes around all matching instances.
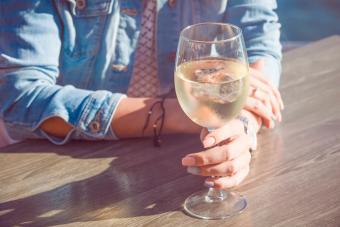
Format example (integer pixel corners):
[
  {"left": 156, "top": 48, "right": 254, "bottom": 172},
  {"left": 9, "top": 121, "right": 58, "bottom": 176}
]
[{"left": 182, "top": 60, "right": 284, "bottom": 189}]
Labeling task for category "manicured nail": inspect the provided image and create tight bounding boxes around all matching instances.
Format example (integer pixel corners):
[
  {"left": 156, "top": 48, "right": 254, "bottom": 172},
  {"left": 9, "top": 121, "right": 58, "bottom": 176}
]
[
  {"left": 187, "top": 166, "right": 201, "bottom": 175},
  {"left": 182, "top": 156, "right": 196, "bottom": 166},
  {"left": 204, "top": 180, "right": 215, "bottom": 188},
  {"left": 203, "top": 137, "right": 216, "bottom": 148}
]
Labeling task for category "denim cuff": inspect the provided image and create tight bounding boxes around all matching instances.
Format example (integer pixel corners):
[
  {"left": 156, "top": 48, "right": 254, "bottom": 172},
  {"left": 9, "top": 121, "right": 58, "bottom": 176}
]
[
  {"left": 17, "top": 91, "right": 125, "bottom": 145},
  {"left": 75, "top": 90, "right": 125, "bottom": 140}
]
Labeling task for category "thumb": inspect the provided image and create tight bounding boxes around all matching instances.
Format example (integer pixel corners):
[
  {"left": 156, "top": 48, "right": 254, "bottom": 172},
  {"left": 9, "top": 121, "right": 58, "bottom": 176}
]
[{"left": 250, "top": 59, "right": 265, "bottom": 71}]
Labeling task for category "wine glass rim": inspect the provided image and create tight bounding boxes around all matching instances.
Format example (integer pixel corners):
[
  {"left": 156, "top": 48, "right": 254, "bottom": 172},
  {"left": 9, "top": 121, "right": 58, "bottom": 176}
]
[{"left": 180, "top": 22, "right": 242, "bottom": 44}]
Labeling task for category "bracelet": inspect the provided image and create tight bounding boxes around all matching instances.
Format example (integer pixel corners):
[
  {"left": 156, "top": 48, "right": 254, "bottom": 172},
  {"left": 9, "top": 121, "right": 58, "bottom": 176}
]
[
  {"left": 142, "top": 88, "right": 173, "bottom": 147},
  {"left": 237, "top": 115, "right": 257, "bottom": 152}
]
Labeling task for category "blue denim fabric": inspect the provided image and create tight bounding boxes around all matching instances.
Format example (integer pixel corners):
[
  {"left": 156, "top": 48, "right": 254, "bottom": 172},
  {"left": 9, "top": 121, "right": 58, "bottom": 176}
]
[{"left": 0, "top": 0, "right": 281, "bottom": 144}]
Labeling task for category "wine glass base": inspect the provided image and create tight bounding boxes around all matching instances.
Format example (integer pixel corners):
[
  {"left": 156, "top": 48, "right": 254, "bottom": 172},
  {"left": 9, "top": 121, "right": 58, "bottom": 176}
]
[{"left": 183, "top": 189, "right": 247, "bottom": 220}]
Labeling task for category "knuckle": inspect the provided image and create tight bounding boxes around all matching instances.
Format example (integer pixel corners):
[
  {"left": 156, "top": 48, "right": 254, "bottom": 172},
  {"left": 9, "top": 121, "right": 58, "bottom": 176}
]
[
  {"left": 204, "top": 151, "right": 219, "bottom": 165},
  {"left": 195, "top": 154, "right": 208, "bottom": 165},
  {"left": 202, "top": 156, "right": 212, "bottom": 165}
]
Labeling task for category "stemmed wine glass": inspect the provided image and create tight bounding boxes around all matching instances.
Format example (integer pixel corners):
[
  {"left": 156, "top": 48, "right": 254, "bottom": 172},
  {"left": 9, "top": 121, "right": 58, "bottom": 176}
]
[{"left": 174, "top": 23, "right": 250, "bottom": 219}]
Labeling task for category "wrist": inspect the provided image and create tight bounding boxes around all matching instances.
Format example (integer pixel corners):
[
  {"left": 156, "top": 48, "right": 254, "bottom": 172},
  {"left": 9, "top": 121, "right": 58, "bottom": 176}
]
[
  {"left": 239, "top": 111, "right": 258, "bottom": 151},
  {"left": 164, "top": 99, "right": 201, "bottom": 134},
  {"left": 242, "top": 110, "right": 262, "bottom": 133}
]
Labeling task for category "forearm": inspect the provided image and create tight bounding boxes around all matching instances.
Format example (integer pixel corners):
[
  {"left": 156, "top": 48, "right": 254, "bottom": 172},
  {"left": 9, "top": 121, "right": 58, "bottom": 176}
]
[
  {"left": 39, "top": 97, "right": 201, "bottom": 139},
  {"left": 40, "top": 117, "right": 73, "bottom": 137},
  {"left": 111, "top": 97, "right": 201, "bottom": 138},
  {"left": 40, "top": 98, "right": 261, "bottom": 141}
]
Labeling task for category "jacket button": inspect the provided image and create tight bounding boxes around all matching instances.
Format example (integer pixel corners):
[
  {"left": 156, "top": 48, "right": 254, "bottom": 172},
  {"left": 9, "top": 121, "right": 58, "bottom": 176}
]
[
  {"left": 112, "top": 64, "right": 128, "bottom": 72},
  {"left": 89, "top": 121, "right": 100, "bottom": 133},
  {"left": 76, "top": 0, "right": 86, "bottom": 10},
  {"left": 168, "top": 0, "right": 176, "bottom": 8},
  {"left": 121, "top": 8, "right": 138, "bottom": 17}
]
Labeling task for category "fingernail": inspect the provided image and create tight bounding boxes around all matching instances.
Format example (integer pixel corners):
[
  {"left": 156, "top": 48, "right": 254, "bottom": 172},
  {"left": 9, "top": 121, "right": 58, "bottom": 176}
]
[
  {"left": 204, "top": 180, "right": 215, "bottom": 188},
  {"left": 187, "top": 166, "right": 201, "bottom": 175},
  {"left": 182, "top": 156, "right": 196, "bottom": 166},
  {"left": 203, "top": 137, "right": 215, "bottom": 148},
  {"left": 270, "top": 119, "right": 275, "bottom": 129}
]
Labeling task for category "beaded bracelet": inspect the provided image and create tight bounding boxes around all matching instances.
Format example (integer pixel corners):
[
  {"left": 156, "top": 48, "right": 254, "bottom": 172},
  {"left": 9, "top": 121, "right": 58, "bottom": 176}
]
[{"left": 142, "top": 88, "right": 173, "bottom": 147}]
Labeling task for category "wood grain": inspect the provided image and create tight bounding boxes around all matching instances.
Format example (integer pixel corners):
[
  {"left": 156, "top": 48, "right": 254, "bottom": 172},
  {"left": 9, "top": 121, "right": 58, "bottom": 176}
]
[{"left": 1, "top": 36, "right": 340, "bottom": 227}]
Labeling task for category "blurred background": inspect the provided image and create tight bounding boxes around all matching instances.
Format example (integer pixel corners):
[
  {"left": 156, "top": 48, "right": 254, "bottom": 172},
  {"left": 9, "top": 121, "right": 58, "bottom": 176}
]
[{"left": 277, "top": 0, "right": 340, "bottom": 51}]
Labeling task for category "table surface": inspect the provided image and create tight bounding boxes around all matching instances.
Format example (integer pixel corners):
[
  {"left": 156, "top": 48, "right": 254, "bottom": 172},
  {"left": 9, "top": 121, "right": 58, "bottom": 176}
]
[{"left": 1, "top": 36, "right": 340, "bottom": 227}]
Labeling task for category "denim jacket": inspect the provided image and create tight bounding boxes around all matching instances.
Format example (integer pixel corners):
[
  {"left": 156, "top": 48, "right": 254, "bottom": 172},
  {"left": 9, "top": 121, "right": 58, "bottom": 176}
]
[{"left": 0, "top": 0, "right": 281, "bottom": 144}]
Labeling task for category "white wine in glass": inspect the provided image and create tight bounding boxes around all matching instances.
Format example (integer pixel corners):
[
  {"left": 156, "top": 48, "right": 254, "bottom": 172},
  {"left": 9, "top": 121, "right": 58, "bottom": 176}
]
[{"left": 175, "top": 23, "right": 250, "bottom": 220}]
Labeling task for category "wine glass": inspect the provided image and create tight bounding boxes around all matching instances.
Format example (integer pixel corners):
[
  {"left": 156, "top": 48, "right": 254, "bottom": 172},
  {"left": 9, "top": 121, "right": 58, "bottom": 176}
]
[{"left": 174, "top": 23, "right": 250, "bottom": 219}]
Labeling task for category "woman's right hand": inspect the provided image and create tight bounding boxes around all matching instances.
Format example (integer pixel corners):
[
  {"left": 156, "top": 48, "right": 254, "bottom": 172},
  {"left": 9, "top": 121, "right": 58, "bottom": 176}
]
[{"left": 182, "top": 118, "right": 251, "bottom": 189}]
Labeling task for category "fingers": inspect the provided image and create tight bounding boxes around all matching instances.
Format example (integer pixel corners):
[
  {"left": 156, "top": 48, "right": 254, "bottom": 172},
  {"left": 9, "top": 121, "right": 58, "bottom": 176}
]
[
  {"left": 249, "top": 75, "right": 282, "bottom": 122},
  {"left": 250, "top": 87, "right": 271, "bottom": 110},
  {"left": 188, "top": 148, "right": 251, "bottom": 177},
  {"left": 250, "top": 68, "right": 284, "bottom": 110},
  {"left": 183, "top": 133, "right": 249, "bottom": 167},
  {"left": 244, "top": 96, "right": 274, "bottom": 128},
  {"left": 251, "top": 83, "right": 282, "bottom": 122},
  {"left": 250, "top": 85, "right": 281, "bottom": 123},
  {"left": 183, "top": 126, "right": 252, "bottom": 190},
  {"left": 205, "top": 165, "right": 250, "bottom": 189}
]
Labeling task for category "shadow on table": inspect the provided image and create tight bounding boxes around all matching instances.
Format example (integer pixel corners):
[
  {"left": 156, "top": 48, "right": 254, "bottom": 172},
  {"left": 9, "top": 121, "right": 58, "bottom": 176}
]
[{"left": 0, "top": 135, "right": 203, "bottom": 226}]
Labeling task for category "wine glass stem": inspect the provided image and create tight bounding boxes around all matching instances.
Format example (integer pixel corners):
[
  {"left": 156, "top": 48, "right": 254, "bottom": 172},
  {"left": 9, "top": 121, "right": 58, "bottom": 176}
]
[
  {"left": 206, "top": 184, "right": 227, "bottom": 202},
  {"left": 205, "top": 129, "right": 228, "bottom": 202}
]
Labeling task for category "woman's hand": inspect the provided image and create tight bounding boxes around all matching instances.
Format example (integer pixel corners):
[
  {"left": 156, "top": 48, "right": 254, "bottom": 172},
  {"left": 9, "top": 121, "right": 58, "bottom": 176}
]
[
  {"left": 244, "top": 60, "right": 284, "bottom": 129},
  {"left": 181, "top": 119, "right": 251, "bottom": 189}
]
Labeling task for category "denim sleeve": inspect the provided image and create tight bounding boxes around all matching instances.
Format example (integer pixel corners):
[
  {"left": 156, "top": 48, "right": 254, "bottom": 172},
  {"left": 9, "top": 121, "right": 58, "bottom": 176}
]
[
  {"left": 0, "top": 1, "right": 124, "bottom": 144},
  {"left": 226, "top": 0, "right": 282, "bottom": 87}
]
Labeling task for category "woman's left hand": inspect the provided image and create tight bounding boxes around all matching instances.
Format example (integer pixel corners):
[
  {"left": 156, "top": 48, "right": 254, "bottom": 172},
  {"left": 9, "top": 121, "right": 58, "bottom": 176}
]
[
  {"left": 244, "top": 60, "right": 284, "bottom": 129},
  {"left": 181, "top": 119, "right": 251, "bottom": 189}
]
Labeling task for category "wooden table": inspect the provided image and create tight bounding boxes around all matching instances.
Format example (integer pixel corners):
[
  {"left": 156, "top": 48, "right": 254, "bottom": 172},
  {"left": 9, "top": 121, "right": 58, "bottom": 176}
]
[{"left": 1, "top": 36, "right": 340, "bottom": 227}]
